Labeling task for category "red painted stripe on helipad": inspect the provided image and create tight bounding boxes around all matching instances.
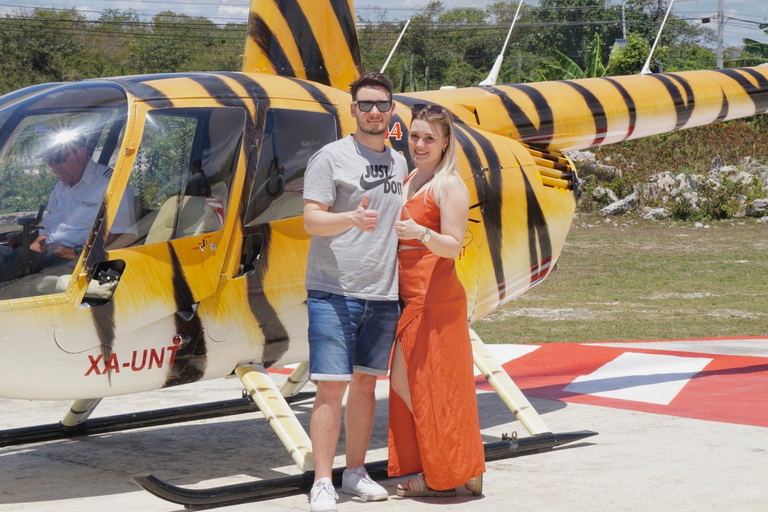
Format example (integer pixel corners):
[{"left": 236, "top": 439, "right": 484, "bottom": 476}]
[{"left": 475, "top": 343, "right": 768, "bottom": 428}]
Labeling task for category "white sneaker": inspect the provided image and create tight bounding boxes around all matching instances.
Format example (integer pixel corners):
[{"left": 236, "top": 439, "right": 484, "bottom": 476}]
[
  {"left": 310, "top": 478, "right": 338, "bottom": 512},
  {"left": 341, "top": 466, "right": 388, "bottom": 501}
]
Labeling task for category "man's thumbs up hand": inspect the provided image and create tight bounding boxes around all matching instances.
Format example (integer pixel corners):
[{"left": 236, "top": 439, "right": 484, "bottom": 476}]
[{"left": 351, "top": 194, "right": 379, "bottom": 231}]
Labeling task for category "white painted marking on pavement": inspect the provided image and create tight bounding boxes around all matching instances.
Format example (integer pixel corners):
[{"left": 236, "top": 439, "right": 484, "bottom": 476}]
[{"left": 564, "top": 352, "right": 712, "bottom": 405}]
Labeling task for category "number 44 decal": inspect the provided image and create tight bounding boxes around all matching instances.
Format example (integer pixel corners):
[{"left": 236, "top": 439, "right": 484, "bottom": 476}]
[{"left": 387, "top": 122, "right": 402, "bottom": 141}]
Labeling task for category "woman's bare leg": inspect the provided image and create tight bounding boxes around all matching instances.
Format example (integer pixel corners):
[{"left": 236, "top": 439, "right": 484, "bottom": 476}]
[{"left": 390, "top": 342, "right": 413, "bottom": 412}]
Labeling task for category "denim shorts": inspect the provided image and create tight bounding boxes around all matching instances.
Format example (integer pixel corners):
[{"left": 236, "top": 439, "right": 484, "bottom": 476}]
[{"left": 307, "top": 290, "right": 400, "bottom": 381}]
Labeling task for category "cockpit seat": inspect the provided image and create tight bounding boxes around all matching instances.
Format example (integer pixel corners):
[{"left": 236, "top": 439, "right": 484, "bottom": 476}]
[
  {"left": 0, "top": 264, "right": 118, "bottom": 302},
  {"left": 0, "top": 264, "right": 71, "bottom": 301},
  {"left": 145, "top": 195, "right": 222, "bottom": 245}
]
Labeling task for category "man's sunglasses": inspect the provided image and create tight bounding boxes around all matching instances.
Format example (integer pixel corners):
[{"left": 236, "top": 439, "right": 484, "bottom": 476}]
[
  {"left": 411, "top": 103, "right": 446, "bottom": 116},
  {"left": 353, "top": 100, "right": 393, "bottom": 112},
  {"left": 47, "top": 150, "right": 72, "bottom": 165}
]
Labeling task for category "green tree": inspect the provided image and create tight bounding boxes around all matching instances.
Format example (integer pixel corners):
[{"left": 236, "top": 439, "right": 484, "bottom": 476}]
[
  {"left": 537, "top": 32, "right": 608, "bottom": 80},
  {"left": 724, "top": 39, "right": 768, "bottom": 68},
  {"left": 660, "top": 13, "right": 716, "bottom": 71},
  {"left": 137, "top": 11, "right": 197, "bottom": 73},
  {"left": 606, "top": 33, "right": 653, "bottom": 76},
  {"left": 664, "top": 42, "right": 716, "bottom": 71},
  {"left": 132, "top": 11, "right": 243, "bottom": 74},
  {"left": 531, "top": 0, "right": 623, "bottom": 69},
  {"left": 485, "top": 1, "right": 544, "bottom": 83},
  {"left": 79, "top": 9, "right": 145, "bottom": 78},
  {"left": 0, "top": 9, "right": 86, "bottom": 93}
]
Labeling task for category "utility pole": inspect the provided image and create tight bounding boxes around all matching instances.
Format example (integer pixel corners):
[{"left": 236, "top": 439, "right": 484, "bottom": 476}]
[
  {"left": 622, "top": 1, "right": 627, "bottom": 39},
  {"left": 716, "top": 0, "right": 724, "bottom": 69},
  {"left": 608, "top": 0, "right": 627, "bottom": 38}
]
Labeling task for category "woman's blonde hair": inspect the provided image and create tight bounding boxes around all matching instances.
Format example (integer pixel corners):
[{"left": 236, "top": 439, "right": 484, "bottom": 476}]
[{"left": 410, "top": 104, "right": 466, "bottom": 207}]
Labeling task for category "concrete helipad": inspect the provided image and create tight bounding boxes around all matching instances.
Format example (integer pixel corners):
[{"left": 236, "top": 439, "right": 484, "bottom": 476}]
[{"left": 1, "top": 338, "right": 766, "bottom": 512}]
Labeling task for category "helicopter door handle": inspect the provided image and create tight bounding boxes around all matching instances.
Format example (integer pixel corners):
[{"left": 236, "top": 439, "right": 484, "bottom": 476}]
[{"left": 176, "top": 302, "right": 199, "bottom": 322}]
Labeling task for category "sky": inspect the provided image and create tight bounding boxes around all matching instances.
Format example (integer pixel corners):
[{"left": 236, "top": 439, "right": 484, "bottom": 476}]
[{"left": 0, "top": 0, "right": 766, "bottom": 47}]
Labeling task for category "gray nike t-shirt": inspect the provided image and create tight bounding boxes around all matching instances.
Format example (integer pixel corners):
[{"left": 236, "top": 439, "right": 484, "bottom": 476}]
[{"left": 304, "top": 135, "right": 408, "bottom": 301}]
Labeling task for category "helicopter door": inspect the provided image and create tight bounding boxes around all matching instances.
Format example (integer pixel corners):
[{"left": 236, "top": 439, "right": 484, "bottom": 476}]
[{"left": 54, "top": 106, "right": 247, "bottom": 354}]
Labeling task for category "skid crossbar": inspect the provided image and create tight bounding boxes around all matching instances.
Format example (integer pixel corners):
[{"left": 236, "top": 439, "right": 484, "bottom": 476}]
[{"left": 132, "top": 430, "right": 597, "bottom": 509}]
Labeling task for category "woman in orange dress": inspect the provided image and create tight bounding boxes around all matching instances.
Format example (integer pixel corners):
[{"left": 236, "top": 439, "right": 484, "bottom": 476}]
[{"left": 389, "top": 103, "right": 485, "bottom": 497}]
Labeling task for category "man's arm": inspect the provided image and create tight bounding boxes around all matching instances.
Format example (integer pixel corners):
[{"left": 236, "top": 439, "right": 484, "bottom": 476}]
[
  {"left": 302, "top": 145, "right": 382, "bottom": 236},
  {"left": 303, "top": 196, "right": 379, "bottom": 236},
  {"left": 29, "top": 235, "right": 46, "bottom": 253}
]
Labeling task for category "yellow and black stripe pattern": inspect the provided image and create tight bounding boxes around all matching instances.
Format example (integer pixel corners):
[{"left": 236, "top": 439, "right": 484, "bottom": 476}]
[
  {"left": 391, "top": 64, "right": 767, "bottom": 315},
  {"left": 242, "top": 0, "right": 361, "bottom": 90},
  {"left": 2, "top": 3, "right": 768, "bottom": 402},
  {"left": 419, "top": 67, "right": 768, "bottom": 152}
]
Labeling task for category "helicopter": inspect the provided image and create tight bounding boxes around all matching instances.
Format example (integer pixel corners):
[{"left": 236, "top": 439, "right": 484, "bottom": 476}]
[{"left": 0, "top": 0, "right": 766, "bottom": 508}]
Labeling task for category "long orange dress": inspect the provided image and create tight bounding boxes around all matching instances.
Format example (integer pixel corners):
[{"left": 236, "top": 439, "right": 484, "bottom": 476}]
[{"left": 387, "top": 184, "right": 486, "bottom": 491}]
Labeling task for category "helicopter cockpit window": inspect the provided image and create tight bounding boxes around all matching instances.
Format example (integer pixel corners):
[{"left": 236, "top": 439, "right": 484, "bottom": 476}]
[
  {"left": 0, "top": 83, "right": 128, "bottom": 300},
  {"left": 113, "top": 107, "right": 245, "bottom": 247},
  {"left": 244, "top": 109, "right": 337, "bottom": 226}
]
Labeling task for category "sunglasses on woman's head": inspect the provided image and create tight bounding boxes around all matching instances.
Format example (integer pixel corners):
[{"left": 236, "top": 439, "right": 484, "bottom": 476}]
[
  {"left": 411, "top": 104, "right": 446, "bottom": 115},
  {"left": 353, "top": 100, "right": 393, "bottom": 112}
]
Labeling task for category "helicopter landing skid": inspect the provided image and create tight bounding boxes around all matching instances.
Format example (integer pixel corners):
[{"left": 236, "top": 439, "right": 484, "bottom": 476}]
[
  {"left": 132, "top": 430, "right": 598, "bottom": 509},
  {"left": 0, "top": 391, "right": 315, "bottom": 447}
]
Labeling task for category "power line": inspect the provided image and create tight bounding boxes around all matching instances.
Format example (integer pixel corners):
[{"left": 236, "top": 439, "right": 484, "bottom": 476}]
[
  {"left": 0, "top": 2, "right": 249, "bottom": 22},
  {"left": 0, "top": 6, "right": 756, "bottom": 49},
  {"left": 0, "top": 0, "right": 249, "bottom": 7},
  {"left": 0, "top": 16, "right": 705, "bottom": 35},
  {"left": 0, "top": 15, "right": 246, "bottom": 30},
  {"left": 3, "top": 1, "right": 734, "bottom": 20}
]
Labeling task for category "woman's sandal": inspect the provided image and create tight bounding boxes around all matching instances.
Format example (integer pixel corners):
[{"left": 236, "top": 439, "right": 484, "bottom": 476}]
[
  {"left": 396, "top": 474, "right": 457, "bottom": 497},
  {"left": 464, "top": 474, "right": 483, "bottom": 495}
]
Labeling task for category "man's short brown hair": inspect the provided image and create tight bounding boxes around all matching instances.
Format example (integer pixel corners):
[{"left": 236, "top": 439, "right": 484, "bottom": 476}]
[{"left": 349, "top": 71, "right": 393, "bottom": 101}]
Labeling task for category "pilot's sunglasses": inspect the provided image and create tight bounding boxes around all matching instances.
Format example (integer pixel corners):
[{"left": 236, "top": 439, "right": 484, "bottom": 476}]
[
  {"left": 354, "top": 100, "right": 392, "bottom": 112},
  {"left": 411, "top": 103, "right": 446, "bottom": 115},
  {"left": 47, "top": 150, "right": 71, "bottom": 165}
]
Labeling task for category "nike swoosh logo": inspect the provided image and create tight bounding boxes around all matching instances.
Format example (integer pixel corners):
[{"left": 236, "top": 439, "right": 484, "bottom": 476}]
[{"left": 359, "top": 174, "right": 395, "bottom": 190}]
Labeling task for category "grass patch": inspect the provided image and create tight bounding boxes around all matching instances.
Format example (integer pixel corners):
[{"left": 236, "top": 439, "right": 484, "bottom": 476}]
[{"left": 472, "top": 215, "right": 768, "bottom": 344}]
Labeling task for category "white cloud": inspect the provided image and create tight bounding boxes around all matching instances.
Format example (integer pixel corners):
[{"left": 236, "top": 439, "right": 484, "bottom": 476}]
[{"left": 219, "top": 6, "right": 248, "bottom": 16}]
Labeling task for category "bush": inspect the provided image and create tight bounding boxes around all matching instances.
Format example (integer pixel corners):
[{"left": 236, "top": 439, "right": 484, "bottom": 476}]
[
  {"left": 576, "top": 175, "right": 600, "bottom": 212},
  {"left": 607, "top": 174, "right": 632, "bottom": 199},
  {"left": 593, "top": 118, "right": 768, "bottom": 179},
  {"left": 670, "top": 196, "right": 699, "bottom": 221},
  {"left": 698, "top": 176, "right": 763, "bottom": 220},
  {"left": 582, "top": 116, "right": 768, "bottom": 219}
]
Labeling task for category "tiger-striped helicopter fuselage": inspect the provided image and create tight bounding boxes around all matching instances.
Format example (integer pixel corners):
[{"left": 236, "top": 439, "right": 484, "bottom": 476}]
[
  {"left": 0, "top": 1, "right": 766, "bottom": 499},
  {"left": 0, "top": 68, "right": 580, "bottom": 400}
]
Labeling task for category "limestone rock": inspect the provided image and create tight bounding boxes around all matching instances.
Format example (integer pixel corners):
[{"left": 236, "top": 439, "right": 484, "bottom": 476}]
[
  {"left": 746, "top": 198, "right": 768, "bottom": 217},
  {"left": 600, "top": 191, "right": 638, "bottom": 216},
  {"left": 643, "top": 207, "right": 670, "bottom": 220},
  {"left": 592, "top": 186, "right": 618, "bottom": 204}
]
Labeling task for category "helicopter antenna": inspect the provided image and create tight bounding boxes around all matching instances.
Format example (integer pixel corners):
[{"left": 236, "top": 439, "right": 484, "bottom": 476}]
[
  {"left": 380, "top": 19, "right": 411, "bottom": 74},
  {"left": 641, "top": 0, "right": 676, "bottom": 74},
  {"left": 480, "top": 0, "right": 524, "bottom": 86}
]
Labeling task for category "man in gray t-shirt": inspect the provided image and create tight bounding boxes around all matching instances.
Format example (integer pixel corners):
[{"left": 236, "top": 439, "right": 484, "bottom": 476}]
[{"left": 303, "top": 71, "right": 407, "bottom": 512}]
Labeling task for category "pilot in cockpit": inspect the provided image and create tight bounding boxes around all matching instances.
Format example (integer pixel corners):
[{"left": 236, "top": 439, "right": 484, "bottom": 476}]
[{"left": 0, "top": 132, "right": 136, "bottom": 282}]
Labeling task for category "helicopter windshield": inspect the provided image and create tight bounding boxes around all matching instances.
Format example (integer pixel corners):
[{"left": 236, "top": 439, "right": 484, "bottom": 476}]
[{"left": 0, "top": 82, "right": 128, "bottom": 300}]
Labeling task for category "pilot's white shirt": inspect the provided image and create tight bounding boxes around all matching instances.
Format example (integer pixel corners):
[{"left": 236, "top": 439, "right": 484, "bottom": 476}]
[{"left": 41, "top": 159, "right": 135, "bottom": 251}]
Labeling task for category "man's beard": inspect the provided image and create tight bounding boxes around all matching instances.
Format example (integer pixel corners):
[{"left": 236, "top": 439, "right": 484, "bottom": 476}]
[{"left": 359, "top": 120, "right": 387, "bottom": 136}]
